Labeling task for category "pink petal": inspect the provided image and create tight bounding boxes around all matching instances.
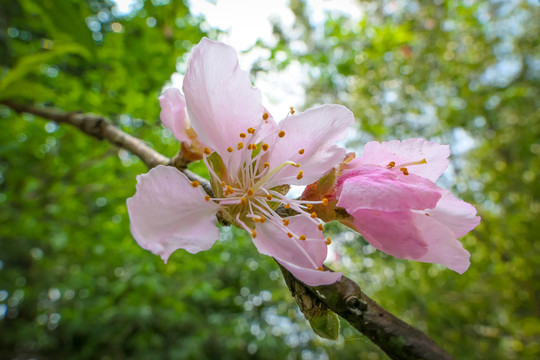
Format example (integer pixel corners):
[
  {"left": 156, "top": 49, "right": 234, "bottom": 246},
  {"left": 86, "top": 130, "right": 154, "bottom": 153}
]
[
  {"left": 349, "top": 209, "right": 429, "bottom": 259},
  {"left": 426, "top": 190, "right": 480, "bottom": 237},
  {"left": 337, "top": 165, "right": 442, "bottom": 213},
  {"left": 252, "top": 215, "right": 341, "bottom": 286},
  {"left": 183, "top": 38, "right": 265, "bottom": 162},
  {"left": 413, "top": 212, "right": 471, "bottom": 273},
  {"left": 265, "top": 104, "right": 354, "bottom": 188},
  {"left": 357, "top": 138, "right": 450, "bottom": 182},
  {"left": 159, "top": 88, "right": 191, "bottom": 144},
  {"left": 127, "top": 165, "right": 220, "bottom": 262}
]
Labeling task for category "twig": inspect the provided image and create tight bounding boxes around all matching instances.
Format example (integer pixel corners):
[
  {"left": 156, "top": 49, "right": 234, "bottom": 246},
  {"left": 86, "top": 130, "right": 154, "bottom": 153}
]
[{"left": 2, "top": 100, "right": 454, "bottom": 360}]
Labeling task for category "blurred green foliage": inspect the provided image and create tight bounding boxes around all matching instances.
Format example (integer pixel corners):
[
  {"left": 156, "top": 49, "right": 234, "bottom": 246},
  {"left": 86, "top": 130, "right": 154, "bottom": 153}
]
[{"left": 0, "top": 0, "right": 538, "bottom": 359}]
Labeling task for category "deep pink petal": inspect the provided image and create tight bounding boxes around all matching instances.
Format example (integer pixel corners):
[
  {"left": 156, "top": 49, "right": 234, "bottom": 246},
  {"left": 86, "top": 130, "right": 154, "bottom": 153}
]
[
  {"left": 183, "top": 38, "right": 265, "bottom": 162},
  {"left": 413, "top": 213, "right": 471, "bottom": 273},
  {"left": 265, "top": 104, "right": 354, "bottom": 188},
  {"left": 426, "top": 190, "right": 481, "bottom": 237},
  {"left": 349, "top": 209, "right": 428, "bottom": 259},
  {"left": 159, "top": 88, "right": 190, "bottom": 144},
  {"left": 127, "top": 165, "right": 220, "bottom": 262},
  {"left": 337, "top": 165, "right": 442, "bottom": 213},
  {"left": 252, "top": 215, "right": 341, "bottom": 286},
  {"left": 356, "top": 138, "right": 450, "bottom": 182}
]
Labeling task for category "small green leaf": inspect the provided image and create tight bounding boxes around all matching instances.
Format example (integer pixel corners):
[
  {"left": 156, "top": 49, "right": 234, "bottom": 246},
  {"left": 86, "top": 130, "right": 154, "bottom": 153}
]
[{"left": 308, "top": 310, "right": 340, "bottom": 340}]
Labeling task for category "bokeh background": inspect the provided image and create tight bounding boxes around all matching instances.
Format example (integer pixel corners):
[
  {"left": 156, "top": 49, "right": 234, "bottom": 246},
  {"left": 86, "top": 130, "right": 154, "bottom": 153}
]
[{"left": 1, "top": 0, "right": 539, "bottom": 359}]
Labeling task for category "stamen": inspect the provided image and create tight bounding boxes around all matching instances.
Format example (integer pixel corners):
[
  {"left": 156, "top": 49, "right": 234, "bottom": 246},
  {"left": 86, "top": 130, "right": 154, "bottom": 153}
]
[
  {"left": 306, "top": 204, "right": 313, "bottom": 210},
  {"left": 283, "top": 219, "right": 289, "bottom": 226},
  {"left": 247, "top": 127, "right": 255, "bottom": 134},
  {"left": 299, "top": 235, "right": 306, "bottom": 241},
  {"left": 251, "top": 144, "right": 258, "bottom": 151},
  {"left": 386, "top": 161, "right": 395, "bottom": 169},
  {"left": 262, "top": 144, "right": 269, "bottom": 151},
  {"left": 284, "top": 204, "right": 290, "bottom": 209},
  {"left": 290, "top": 106, "right": 295, "bottom": 114},
  {"left": 317, "top": 266, "right": 324, "bottom": 271},
  {"left": 278, "top": 130, "right": 285, "bottom": 138},
  {"left": 298, "top": 149, "right": 304, "bottom": 155},
  {"left": 310, "top": 212, "right": 317, "bottom": 218},
  {"left": 247, "top": 188, "right": 254, "bottom": 196},
  {"left": 204, "top": 147, "right": 212, "bottom": 155},
  {"left": 266, "top": 194, "right": 273, "bottom": 200},
  {"left": 318, "top": 224, "right": 324, "bottom": 231},
  {"left": 287, "top": 232, "right": 293, "bottom": 238},
  {"left": 398, "top": 158, "right": 427, "bottom": 167},
  {"left": 221, "top": 181, "right": 226, "bottom": 186},
  {"left": 240, "top": 197, "right": 247, "bottom": 205},
  {"left": 226, "top": 185, "right": 234, "bottom": 194},
  {"left": 322, "top": 198, "right": 329, "bottom": 206},
  {"left": 262, "top": 112, "right": 269, "bottom": 120},
  {"left": 325, "top": 238, "right": 331, "bottom": 245},
  {"left": 190, "top": 180, "right": 200, "bottom": 188},
  {"left": 237, "top": 142, "right": 244, "bottom": 150},
  {"left": 296, "top": 170, "right": 303, "bottom": 180},
  {"left": 400, "top": 168, "right": 409, "bottom": 175},
  {"left": 251, "top": 230, "right": 257, "bottom": 238},
  {"left": 252, "top": 161, "right": 299, "bottom": 190},
  {"left": 263, "top": 162, "right": 270, "bottom": 168},
  {"left": 227, "top": 147, "right": 233, "bottom": 153},
  {"left": 239, "top": 133, "right": 247, "bottom": 138},
  {"left": 205, "top": 195, "right": 210, "bottom": 202}
]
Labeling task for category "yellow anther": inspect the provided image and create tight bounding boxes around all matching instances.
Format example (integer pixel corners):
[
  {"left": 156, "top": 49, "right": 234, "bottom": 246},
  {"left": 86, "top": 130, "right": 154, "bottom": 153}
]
[
  {"left": 227, "top": 147, "right": 233, "bottom": 153},
  {"left": 190, "top": 180, "right": 200, "bottom": 188},
  {"left": 317, "top": 266, "right": 324, "bottom": 271},
  {"left": 247, "top": 188, "right": 254, "bottom": 196},
  {"left": 284, "top": 204, "right": 290, "bottom": 209},
  {"left": 239, "top": 133, "right": 247, "bottom": 138},
  {"left": 287, "top": 232, "right": 293, "bottom": 238},
  {"left": 290, "top": 106, "right": 295, "bottom": 114},
  {"left": 205, "top": 195, "right": 210, "bottom": 202},
  {"left": 322, "top": 198, "right": 329, "bottom": 206},
  {"left": 400, "top": 167, "right": 409, "bottom": 176},
  {"left": 306, "top": 204, "right": 313, "bottom": 210},
  {"left": 299, "top": 235, "right": 306, "bottom": 241},
  {"left": 237, "top": 142, "right": 244, "bottom": 150},
  {"left": 386, "top": 161, "right": 396, "bottom": 169},
  {"left": 251, "top": 144, "right": 258, "bottom": 151},
  {"left": 251, "top": 230, "right": 257, "bottom": 239},
  {"left": 296, "top": 170, "right": 303, "bottom": 180},
  {"left": 318, "top": 224, "right": 324, "bottom": 231},
  {"left": 266, "top": 194, "right": 273, "bottom": 200},
  {"left": 262, "top": 112, "right": 269, "bottom": 120},
  {"left": 292, "top": 163, "right": 301, "bottom": 168},
  {"left": 311, "top": 212, "right": 317, "bottom": 218},
  {"left": 247, "top": 144, "right": 252, "bottom": 150},
  {"left": 325, "top": 237, "right": 332, "bottom": 245},
  {"left": 278, "top": 130, "right": 285, "bottom": 138},
  {"left": 240, "top": 197, "right": 247, "bottom": 205},
  {"left": 259, "top": 216, "right": 266, "bottom": 223},
  {"left": 203, "top": 147, "right": 212, "bottom": 155},
  {"left": 262, "top": 144, "right": 269, "bottom": 151},
  {"left": 226, "top": 185, "right": 234, "bottom": 194},
  {"left": 283, "top": 219, "right": 289, "bottom": 226},
  {"left": 263, "top": 162, "right": 270, "bottom": 168},
  {"left": 221, "top": 181, "right": 226, "bottom": 186},
  {"left": 247, "top": 127, "right": 255, "bottom": 134},
  {"left": 298, "top": 149, "right": 304, "bottom": 155}
]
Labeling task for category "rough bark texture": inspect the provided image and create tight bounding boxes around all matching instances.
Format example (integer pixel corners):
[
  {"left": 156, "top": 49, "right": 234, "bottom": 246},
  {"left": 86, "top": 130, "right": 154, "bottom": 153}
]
[{"left": 2, "top": 100, "right": 455, "bottom": 360}]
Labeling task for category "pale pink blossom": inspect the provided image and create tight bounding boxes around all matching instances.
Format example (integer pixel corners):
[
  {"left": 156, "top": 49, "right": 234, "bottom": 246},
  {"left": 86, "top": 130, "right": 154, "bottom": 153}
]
[
  {"left": 128, "top": 38, "right": 354, "bottom": 286},
  {"left": 336, "top": 139, "right": 480, "bottom": 273}
]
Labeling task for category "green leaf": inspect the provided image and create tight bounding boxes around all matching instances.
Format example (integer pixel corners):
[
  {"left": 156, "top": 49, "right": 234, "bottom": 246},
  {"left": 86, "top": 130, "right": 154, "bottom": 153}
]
[
  {"left": 308, "top": 310, "right": 340, "bottom": 340},
  {"left": 0, "top": 81, "right": 51, "bottom": 101},
  {"left": 0, "top": 44, "right": 91, "bottom": 91}
]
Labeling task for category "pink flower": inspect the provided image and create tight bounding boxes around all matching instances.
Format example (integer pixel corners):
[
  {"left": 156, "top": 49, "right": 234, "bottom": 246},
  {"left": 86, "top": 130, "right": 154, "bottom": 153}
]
[
  {"left": 127, "top": 38, "right": 354, "bottom": 286},
  {"left": 336, "top": 139, "right": 480, "bottom": 273}
]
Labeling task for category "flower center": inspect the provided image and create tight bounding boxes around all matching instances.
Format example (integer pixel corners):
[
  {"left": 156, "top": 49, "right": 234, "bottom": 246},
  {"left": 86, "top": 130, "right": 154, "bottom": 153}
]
[{"left": 193, "top": 113, "right": 331, "bottom": 267}]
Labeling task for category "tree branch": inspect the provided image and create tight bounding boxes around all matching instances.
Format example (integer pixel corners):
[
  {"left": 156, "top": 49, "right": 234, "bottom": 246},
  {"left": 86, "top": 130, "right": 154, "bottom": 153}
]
[{"left": 2, "top": 100, "right": 454, "bottom": 360}]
